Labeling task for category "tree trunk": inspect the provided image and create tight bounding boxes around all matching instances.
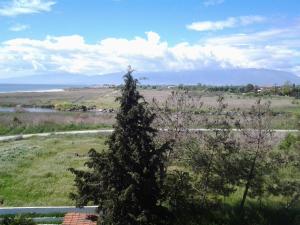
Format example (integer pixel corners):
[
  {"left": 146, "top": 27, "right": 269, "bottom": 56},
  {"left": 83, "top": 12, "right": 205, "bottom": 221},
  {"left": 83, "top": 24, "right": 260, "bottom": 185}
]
[
  {"left": 240, "top": 125, "right": 262, "bottom": 214},
  {"left": 239, "top": 151, "right": 258, "bottom": 214},
  {"left": 239, "top": 180, "right": 250, "bottom": 212},
  {"left": 200, "top": 152, "right": 214, "bottom": 205}
]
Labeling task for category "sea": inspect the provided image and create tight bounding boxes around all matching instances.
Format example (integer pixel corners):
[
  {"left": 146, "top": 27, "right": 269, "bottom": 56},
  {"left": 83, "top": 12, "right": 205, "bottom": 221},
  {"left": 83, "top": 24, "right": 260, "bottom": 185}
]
[{"left": 0, "top": 84, "right": 84, "bottom": 93}]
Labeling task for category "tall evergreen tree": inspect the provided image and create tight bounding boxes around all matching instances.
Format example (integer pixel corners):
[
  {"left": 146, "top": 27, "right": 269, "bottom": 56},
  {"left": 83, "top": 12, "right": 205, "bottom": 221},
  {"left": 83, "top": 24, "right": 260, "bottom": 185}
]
[{"left": 69, "top": 70, "right": 171, "bottom": 225}]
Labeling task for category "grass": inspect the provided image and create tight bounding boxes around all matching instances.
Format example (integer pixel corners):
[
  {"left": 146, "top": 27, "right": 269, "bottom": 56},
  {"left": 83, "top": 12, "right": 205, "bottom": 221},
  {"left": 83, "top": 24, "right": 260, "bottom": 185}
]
[
  {"left": 270, "top": 113, "right": 299, "bottom": 130},
  {"left": 0, "top": 88, "right": 299, "bottom": 112},
  {"left": 0, "top": 88, "right": 121, "bottom": 109},
  {"left": 0, "top": 112, "right": 115, "bottom": 136},
  {"left": 0, "top": 122, "right": 111, "bottom": 136},
  {"left": 0, "top": 133, "right": 299, "bottom": 225},
  {"left": 0, "top": 134, "right": 294, "bottom": 208},
  {"left": 274, "top": 106, "right": 300, "bottom": 114},
  {"left": 0, "top": 134, "right": 107, "bottom": 206}
]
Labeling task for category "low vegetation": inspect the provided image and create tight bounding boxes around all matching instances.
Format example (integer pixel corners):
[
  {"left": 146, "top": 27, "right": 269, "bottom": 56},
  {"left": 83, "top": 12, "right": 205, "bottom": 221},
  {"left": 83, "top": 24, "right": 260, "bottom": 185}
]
[
  {"left": 0, "top": 122, "right": 110, "bottom": 136},
  {"left": 0, "top": 112, "right": 114, "bottom": 135},
  {"left": 0, "top": 87, "right": 299, "bottom": 136},
  {"left": 54, "top": 102, "right": 96, "bottom": 112},
  {"left": 0, "top": 88, "right": 120, "bottom": 109},
  {"left": 69, "top": 73, "right": 300, "bottom": 225},
  {"left": 0, "top": 215, "right": 36, "bottom": 225},
  {"left": 0, "top": 79, "right": 299, "bottom": 224},
  {"left": 0, "top": 134, "right": 106, "bottom": 206}
]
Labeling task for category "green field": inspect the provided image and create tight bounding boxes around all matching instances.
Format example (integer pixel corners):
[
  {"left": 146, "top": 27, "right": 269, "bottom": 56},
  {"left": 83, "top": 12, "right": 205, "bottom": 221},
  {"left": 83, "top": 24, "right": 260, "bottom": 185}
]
[
  {"left": 0, "top": 133, "right": 298, "bottom": 208},
  {"left": 0, "top": 134, "right": 106, "bottom": 206},
  {"left": 0, "top": 88, "right": 299, "bottom": 210}
]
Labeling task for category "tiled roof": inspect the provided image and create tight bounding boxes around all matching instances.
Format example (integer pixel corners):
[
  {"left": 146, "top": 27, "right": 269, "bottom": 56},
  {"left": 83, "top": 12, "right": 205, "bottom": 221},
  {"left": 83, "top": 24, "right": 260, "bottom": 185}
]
[{"left": 62, "top": 213, "right": 98, "bottom": 225}]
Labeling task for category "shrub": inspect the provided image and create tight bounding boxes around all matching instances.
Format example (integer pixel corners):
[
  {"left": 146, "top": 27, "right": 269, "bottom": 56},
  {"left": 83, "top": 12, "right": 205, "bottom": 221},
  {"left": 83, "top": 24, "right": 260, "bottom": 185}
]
[{"left": 1, "top": 215, "right": 36, "bottom": 225}]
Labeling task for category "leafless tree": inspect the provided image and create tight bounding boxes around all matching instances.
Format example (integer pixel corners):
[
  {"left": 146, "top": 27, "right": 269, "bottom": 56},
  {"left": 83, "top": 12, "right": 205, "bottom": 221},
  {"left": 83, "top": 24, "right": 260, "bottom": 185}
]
[
  {"left": 237, "top": 99, "right": 275, "bottom": 213},
  {"left": 151, "top": 90, "right": 203, "bottom": 161}
]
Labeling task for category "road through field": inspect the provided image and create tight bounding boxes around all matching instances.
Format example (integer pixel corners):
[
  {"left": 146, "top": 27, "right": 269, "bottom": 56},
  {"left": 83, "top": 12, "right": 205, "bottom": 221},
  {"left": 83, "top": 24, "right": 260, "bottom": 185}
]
[{"left": 0, "top": 128, "right": 298, "bottom": 142}]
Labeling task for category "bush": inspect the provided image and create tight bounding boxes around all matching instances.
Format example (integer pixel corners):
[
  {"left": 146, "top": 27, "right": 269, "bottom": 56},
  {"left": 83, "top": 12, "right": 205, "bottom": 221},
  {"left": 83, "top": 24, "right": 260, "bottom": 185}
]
[
  {"left": 54, "top": 103, "right": 88, "bottom": 112},
  {"left": 1, "top": 215, "right": 36, "bottom": 225},
  {"left": 279, "top": 133, "right": 298, "bottom": 150}
]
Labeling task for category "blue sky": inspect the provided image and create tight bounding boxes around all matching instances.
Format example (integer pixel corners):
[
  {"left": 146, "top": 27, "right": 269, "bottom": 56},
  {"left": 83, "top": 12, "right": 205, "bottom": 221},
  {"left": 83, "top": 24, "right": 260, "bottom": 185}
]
[{"left": 0, "top": 0, "right": 299, "bottom": 78}]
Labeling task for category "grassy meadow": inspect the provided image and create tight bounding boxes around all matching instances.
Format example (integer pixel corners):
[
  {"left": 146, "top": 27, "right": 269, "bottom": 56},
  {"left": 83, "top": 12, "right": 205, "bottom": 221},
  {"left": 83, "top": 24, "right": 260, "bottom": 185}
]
[
  {"left": 0, "top": 112, "right": 114, "bottom": 135},
  {"left": 0, "top": 88, "right": 299, "bottom": 214},
  {"left": 0, "top": 132, "right": 298, "bottom": 208},
  {"left": 0, "top": 134, "right": 106, "bottom": 206}
]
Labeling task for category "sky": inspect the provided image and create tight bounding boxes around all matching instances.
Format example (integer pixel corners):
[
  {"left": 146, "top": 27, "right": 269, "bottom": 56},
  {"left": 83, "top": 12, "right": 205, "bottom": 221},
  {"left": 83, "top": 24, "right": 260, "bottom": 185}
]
[{"left": 0, "top": 0, "right": 299, "bottom": 78}]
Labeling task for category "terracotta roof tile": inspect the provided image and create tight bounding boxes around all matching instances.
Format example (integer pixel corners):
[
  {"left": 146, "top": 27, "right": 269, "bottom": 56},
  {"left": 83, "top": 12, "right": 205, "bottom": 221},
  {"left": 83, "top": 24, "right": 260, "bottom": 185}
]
[{"left": 62, "top": 213, "right": 98, "bottom": 225}]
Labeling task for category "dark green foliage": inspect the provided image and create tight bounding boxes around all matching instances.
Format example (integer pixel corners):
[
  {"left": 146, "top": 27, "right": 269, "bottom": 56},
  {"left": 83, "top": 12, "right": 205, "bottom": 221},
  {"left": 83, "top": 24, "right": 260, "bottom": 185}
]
[
  {"left": 164, "top": 171, "right": 194, "bottom": 209},
  {"left": 1, "top": 215, "right": 36, "bottom": 225},
  {"left": 268, "top": 133, "right": 300, "bottom": 210},
  {"left": 279, "top": 133, "right": 298, "bottom": 150},
  {"left": 54, "top": 103, "right": 96, "bottom": 112},
  {"left": 218, "top": 203, "right": 300, "bottom": 225},
  {"left": 70, "top": 71, "right": 171, "bottom": 225},
  {"left": 244, "top": 83, "right": 255, "bottom": 93}
]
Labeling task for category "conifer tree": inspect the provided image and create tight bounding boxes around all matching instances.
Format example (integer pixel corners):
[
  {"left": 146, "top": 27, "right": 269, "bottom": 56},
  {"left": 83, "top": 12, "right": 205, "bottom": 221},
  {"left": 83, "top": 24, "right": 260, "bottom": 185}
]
[{"left": 69, "top": 69, "right": 171, "bottom": 225}]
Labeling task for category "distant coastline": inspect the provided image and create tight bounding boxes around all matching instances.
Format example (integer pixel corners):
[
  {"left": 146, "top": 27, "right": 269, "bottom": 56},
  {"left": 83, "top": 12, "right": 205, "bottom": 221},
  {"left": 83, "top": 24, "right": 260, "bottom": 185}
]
[
  {"left": 0, "top": 84, "right": 84, "bottom": 93},
  {"left": 0, "top": 89, "right": 65, "bottom": 94}
]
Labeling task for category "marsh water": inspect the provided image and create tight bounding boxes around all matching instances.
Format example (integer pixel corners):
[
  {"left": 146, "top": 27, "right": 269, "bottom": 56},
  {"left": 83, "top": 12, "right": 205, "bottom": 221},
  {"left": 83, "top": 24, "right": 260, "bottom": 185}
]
[{"left": 0, "top": 107, "right": 57, "bottom": 113}]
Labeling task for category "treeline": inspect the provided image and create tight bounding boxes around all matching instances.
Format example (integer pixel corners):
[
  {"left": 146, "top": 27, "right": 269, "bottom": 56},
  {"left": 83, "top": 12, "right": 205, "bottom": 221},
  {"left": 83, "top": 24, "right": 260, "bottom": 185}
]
[
  {"left": 181, "top": 83, "right": 300, "bottom": 97},
  {"left": 70, "top": 73, "right": 300, "bottom": 225},
  {"left": 137, "top": 83, "right": 300, "bottom": 98}
]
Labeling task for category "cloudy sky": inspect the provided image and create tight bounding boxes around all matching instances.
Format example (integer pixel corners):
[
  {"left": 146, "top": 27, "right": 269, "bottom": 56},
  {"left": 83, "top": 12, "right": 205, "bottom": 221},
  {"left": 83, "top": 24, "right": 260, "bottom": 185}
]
[{"left": 0, "top": 0, "right": 299, "bottom": 78}]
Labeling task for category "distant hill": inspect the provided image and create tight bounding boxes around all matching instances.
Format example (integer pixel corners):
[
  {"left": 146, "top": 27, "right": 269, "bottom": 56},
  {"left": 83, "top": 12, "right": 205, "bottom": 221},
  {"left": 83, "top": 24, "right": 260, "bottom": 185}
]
[{"left": 1, "top": 69, "right": 300, "bottom": 86}]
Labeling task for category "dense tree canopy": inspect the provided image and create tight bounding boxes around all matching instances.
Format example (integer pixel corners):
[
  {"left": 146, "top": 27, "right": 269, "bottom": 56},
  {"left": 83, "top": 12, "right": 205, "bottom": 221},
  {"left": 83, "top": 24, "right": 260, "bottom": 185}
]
[{"left": 70, "top": 70, "right": 171, "bottom": 225}]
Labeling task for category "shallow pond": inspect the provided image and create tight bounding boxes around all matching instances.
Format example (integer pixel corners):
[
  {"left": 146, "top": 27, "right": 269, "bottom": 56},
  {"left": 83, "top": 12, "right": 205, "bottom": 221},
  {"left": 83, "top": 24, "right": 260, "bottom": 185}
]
[{"left": 0, "top": 107, "right": 57, "bottom": 113}]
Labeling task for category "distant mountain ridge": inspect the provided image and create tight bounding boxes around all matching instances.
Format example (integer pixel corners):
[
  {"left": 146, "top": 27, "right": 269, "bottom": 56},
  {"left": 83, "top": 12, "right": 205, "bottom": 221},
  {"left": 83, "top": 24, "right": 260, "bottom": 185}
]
[{"left": 1, "top": 69, "right": 300, "bottom": 86}]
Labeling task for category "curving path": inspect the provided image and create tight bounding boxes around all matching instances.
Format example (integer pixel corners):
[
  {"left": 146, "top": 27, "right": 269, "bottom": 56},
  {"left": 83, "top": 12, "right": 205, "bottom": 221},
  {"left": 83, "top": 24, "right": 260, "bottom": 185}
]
[{"left": 0, "top": 128, "right": 298, "bottom": 142}]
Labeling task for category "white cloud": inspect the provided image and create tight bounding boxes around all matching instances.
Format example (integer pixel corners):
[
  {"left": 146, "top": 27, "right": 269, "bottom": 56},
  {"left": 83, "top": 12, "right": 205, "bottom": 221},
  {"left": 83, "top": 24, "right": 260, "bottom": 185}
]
[
  {"left": 0, "top": 28, "right": 299, "bottom": 78},
  {"left": 187, "top": 16, "right": 266, "bottom": 31},
  {"left": 9, "top": 23, "right": 30, "bottom": 32},
  {"left": 203, "top": 0, "right": 224, "bottom": 6},
  {"left": 0, "top": 0, "right": 55, "bottom": 16}
]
